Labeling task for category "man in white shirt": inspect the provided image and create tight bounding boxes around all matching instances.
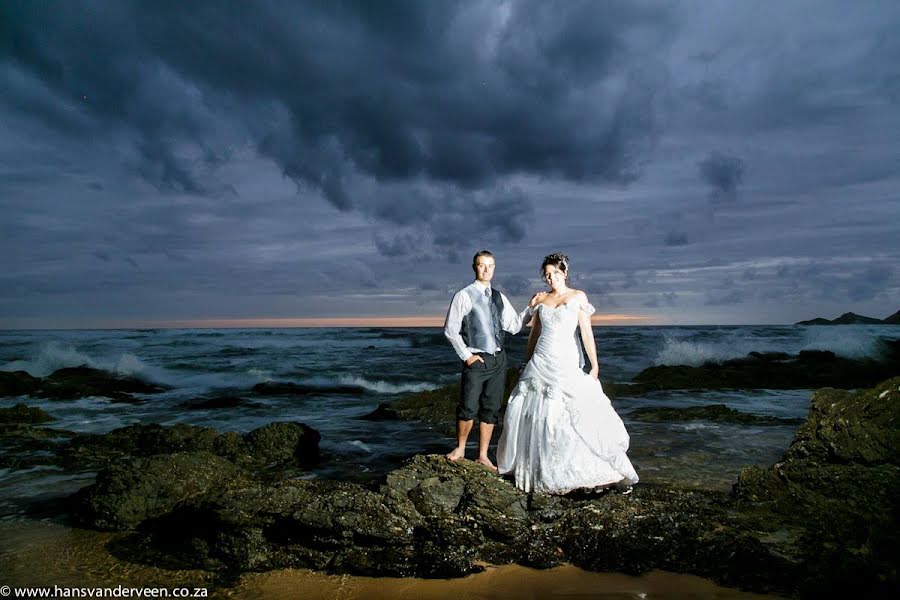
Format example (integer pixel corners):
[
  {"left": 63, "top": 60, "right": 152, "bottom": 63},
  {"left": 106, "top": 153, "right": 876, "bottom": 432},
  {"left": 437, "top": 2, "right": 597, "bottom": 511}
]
[{"left": 444, "top": 250, "right": 529, "bottom": 471}]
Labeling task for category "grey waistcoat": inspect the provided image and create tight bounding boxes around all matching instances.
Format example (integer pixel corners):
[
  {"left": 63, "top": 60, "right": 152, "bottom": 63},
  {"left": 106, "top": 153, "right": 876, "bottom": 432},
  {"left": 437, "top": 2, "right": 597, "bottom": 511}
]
[{"left": 461, "top": 285, "right": 504, "bottom": 353}]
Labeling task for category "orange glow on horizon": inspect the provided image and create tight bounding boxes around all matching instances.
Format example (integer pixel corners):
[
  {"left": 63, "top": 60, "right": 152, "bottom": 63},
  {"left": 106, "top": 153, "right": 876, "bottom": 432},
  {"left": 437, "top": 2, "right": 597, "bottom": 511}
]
[{"left": 150, "top": 313, "right": 658, "bottom": 328}]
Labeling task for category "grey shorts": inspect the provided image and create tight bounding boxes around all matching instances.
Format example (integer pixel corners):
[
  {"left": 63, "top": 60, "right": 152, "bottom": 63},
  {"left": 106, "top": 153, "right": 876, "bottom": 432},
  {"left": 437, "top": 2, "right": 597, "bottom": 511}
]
[{"left": 458, "top": 350, "right": 507, "bottom": 424}]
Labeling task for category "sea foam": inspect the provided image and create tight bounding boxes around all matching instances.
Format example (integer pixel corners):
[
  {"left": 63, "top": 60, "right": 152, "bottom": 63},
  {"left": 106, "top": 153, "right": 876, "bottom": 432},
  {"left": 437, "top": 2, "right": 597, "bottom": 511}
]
[
  {"left": 1, "top": 341, "right": 150, "bottom": 378},
  {"left": 336, "top": 375, "right": 440, "bottom": 394},
  {"left": 653, "top": 327, "right": 892, "bottom": 367}
]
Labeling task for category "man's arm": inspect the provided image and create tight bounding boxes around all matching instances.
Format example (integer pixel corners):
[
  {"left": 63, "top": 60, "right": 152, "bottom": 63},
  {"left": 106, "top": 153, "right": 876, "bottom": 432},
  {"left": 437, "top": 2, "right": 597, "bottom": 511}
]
[
  {"left": 444, "top": 291, "right": 473, "bottom": 361},
  {"left": 499, "top": 293, "right": 533, "bottom": 335}
]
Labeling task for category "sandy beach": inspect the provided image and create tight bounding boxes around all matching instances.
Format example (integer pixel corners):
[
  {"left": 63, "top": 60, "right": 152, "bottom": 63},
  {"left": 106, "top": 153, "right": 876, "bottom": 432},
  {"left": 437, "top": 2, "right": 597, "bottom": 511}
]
[{"left": 0, "top": 520, "right": 782, "bottom": 600}]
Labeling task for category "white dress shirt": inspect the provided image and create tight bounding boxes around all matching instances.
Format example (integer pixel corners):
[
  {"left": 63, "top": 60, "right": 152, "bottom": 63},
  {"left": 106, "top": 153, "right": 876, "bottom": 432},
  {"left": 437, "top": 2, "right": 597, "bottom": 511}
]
[{"left": 443, "top": 280, "right": 531, "bottom": 361}]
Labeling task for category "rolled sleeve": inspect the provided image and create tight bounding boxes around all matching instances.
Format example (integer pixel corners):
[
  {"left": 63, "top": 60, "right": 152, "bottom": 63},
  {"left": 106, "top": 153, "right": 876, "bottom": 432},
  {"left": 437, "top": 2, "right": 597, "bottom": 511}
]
[{"left": 444, "top": 291, "right": 473, "bottom": 361}]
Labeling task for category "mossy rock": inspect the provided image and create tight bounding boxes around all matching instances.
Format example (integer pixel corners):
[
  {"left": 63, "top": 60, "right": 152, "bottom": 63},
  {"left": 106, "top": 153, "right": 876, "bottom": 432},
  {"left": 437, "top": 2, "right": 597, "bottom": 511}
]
[{"left": 0, "top": 403, "right": 54, "bottom": 424}]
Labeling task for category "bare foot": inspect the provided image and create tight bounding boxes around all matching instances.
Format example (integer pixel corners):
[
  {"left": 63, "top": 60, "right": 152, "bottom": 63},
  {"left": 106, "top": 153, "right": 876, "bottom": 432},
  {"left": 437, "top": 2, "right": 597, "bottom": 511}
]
[
  {"left": 476, "top": 457, "right": 498, "bottom": 472},
  {"left": 446, "top": 447, "right": 465, "bottom": 461}
]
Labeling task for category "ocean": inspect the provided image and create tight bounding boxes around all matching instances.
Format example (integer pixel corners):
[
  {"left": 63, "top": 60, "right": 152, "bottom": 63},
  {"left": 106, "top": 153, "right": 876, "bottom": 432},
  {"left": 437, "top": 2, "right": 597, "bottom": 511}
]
[{"left": 2, "top": 324, "right": 898, "bottom": 520}]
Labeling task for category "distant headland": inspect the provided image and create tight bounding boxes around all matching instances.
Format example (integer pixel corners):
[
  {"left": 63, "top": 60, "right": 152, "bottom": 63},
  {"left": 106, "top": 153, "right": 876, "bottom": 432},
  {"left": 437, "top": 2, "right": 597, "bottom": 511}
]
[{"left": 796, "top": 309, "right": 900, "bottom": 325}]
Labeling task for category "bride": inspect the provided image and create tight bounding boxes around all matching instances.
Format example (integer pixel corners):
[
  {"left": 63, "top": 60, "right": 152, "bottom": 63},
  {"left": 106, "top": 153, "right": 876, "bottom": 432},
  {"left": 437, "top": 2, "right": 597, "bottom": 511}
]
[{"left": 497, "top": 252, "right": 639, "bottom": 494}]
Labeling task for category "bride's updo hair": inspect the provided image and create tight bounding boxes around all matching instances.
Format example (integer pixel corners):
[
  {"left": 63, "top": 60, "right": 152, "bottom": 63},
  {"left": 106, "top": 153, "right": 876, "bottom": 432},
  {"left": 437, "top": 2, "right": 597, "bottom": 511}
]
[{"left": 541, "top": 252, "right": 569, "bottom": 279}]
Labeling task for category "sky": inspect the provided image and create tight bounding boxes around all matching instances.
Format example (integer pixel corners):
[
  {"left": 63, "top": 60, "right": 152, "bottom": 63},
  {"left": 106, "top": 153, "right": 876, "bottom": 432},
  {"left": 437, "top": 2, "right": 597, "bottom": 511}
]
[{"left": 2, "top": 0, "right": 899, "bottom": 328}]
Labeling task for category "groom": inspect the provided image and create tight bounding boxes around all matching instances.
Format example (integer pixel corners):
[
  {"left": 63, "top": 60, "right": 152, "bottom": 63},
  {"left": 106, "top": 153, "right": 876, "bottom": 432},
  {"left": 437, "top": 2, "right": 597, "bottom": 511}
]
[{"left": 443, "top": 250, "right": 529, "bottom": 471}]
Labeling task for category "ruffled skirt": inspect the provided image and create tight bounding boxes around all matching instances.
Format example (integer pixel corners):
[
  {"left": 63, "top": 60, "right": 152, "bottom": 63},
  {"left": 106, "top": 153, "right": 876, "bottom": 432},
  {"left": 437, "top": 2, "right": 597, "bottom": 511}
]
[{"left": 497, "top": 371, "right": 639, "bottom": 494}]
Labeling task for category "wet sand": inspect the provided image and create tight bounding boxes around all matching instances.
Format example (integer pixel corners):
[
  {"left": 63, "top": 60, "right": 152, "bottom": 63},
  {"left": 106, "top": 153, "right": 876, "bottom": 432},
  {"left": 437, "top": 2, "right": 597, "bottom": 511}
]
[{"left": 0, "top": 520, "right": 783, "bottom": 600}]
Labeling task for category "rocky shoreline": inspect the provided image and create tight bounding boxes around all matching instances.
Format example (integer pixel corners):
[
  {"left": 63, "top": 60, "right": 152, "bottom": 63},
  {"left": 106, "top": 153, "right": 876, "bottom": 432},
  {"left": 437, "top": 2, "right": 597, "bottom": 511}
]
[{"left": 1, "top": 361, "right": 898, "bottom": 597}]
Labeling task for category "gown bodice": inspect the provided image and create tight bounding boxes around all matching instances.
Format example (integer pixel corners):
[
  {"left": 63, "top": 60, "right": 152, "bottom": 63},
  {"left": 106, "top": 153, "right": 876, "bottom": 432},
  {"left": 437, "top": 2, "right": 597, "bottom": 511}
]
[{"left": 522, "top": 301, "right": 594, "bottom": 386}]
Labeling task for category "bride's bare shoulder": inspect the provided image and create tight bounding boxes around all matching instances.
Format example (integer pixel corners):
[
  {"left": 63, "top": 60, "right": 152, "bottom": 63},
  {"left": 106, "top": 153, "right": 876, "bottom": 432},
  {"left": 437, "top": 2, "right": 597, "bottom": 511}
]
[
  {"left": 529, "top": 291, "right": 548, "bottom": 307},
  {"left": 570, "top": 289, "right": 588, "bottom": 302}
]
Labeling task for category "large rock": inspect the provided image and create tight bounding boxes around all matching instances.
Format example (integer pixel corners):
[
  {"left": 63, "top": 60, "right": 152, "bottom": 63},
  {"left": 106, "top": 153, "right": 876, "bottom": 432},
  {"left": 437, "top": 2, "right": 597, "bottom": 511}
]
[
  {"left": 36, "top": 366, "right": 167, "bottom": 403},
  {"left": 0, "top": 371, "right": 40, "bottom": 397},
  {"left": 63, "top": 421, "right": 319, "bottom": 470},
  {"left": 115, "top": 479, "right": 420, "bottom": 575},
  {"left": 75, "top": 451, "right": 246, "bottom": 530},
  {"left": 633, "top": 341, "right": 900, "bottom": 390},
  {"left": 0, "top": 403, "right": 54, "bottom": 424},
  {"left": 243, "top": 421, "right": 320, "bottom": 466},
  {"left": 733, "top": 378, "right": 900, "bottom": 598},
  {"left": 63, "top": 423, "right": 236, "bottom": 468},
  {"left": 0, "top": 418, "right": 76, "bottom": 469}
]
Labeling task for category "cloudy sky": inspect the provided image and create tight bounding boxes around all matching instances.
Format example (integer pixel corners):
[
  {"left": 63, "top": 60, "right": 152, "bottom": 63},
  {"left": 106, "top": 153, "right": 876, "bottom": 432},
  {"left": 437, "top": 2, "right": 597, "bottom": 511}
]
[{"left": 2, "top": 0, "right": 899, "bottom": 328}]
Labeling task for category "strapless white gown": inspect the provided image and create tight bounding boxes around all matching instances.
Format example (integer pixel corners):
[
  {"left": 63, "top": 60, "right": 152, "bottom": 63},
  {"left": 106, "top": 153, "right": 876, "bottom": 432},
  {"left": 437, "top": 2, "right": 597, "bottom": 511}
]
[{"left": 497, "top": 301, "right": 639, "bottom": 494}]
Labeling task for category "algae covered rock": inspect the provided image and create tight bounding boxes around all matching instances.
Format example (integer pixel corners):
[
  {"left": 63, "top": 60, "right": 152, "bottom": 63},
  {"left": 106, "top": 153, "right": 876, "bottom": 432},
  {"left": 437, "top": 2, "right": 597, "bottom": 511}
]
[
  {"left": 0, "top": 403, "right": 55, "bottom": 424},
  {"left": 75, "top": 451, "right": 245, "bottom": 530},
  {"left": 62, "top": 421, "right": 320, "bottom": 470},
  {"left": 733, "top": 377, "right": 900, "bottom": 598},
  {"left": 243, "top": 421, "right": 320, "bottom": 466}
]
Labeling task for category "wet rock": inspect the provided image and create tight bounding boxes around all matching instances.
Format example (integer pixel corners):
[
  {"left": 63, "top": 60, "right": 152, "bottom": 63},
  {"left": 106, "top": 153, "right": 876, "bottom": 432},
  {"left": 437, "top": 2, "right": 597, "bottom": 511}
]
[
  {"left": 384, "top": 383, "right": 461, "bottom": 429},
  {"left": 0, "top": 370, "right": 40, "bottom": 397},
  {"left": 733, "top": 377, "right": 900, "bottom": 598},
  {"left": 243, "top": 421, "right": 320, "bottom": 466},
  {"left": 0, "top": 403, "right": 55, "bottom": 424},
  {"left": 358, "top": 402, "right": 400, "bottom": 421},
  {"left": 629, "top": 404, "right": 804, "bottom": 425},
  {"left": 0, "top": 421, "right": 76, "bottom": 469},
  {"left": 383, "top": 455, "right": 531, "bottom": 542},
  {"left": 119, "top": 479, "right": 419, "bottom": 575},
  {"left": 75, "top": 451, "right": 246, "bottom": 530},
  {"left": 633, "top": 341, "right": 900, "bottom": 390},
  {"left": 64, "top": 423, "right": 227, "bottom": 467},
  {"left": 35, "top": 366, "right": 167, "bottom": 402},
  {"left": 62, "top": 421, "right": 319, "bottom": 470},
  {"left": 783, "top": 380, "right": 900, "bottom": 465}
]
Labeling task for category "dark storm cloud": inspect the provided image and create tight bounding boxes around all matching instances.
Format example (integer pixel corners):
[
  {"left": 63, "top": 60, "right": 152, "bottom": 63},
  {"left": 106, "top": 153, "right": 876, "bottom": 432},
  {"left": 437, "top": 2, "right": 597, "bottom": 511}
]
[
  {"left": 789, "top": 262, "right": 896, "bottom": 304},
  {"left": 664, "top": 231, "right": 689, "bottom": 247},
  {"left": 698, "top": 152, "right": 744, "bottom": 202},
  {"left": 364, "top": 183, "right": 536, "bottom": 258},
  {"left": 705, "top": 290, "right": 744, "bottom": 306},
  {"left": 493, "top": 274, "right": 535, "bottom": 297},
  {"left": 644, "top": 291, "right": 678, "bottom": 308},
  {"left": 1, "top": 0, "right": 671, "bottom": 250}
]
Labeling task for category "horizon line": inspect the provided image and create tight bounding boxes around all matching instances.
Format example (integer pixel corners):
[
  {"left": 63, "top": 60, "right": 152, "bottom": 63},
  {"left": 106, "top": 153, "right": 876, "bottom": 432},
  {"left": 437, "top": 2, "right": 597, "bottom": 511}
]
[{"left": 0, "top": 313, "right": 660, "bottom": 330}]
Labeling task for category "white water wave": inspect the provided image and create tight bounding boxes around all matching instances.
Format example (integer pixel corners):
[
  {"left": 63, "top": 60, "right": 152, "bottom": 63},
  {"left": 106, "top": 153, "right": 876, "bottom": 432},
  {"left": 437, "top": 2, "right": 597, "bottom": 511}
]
[
  {"left": 1, "top": 341, "right": 150, "bottom": 378},
  {"left": 653, "top": 327, "right": 892, "bottom": 366},
  {"left": 336, "top": 375, "right": 440, "bottom": 394}
]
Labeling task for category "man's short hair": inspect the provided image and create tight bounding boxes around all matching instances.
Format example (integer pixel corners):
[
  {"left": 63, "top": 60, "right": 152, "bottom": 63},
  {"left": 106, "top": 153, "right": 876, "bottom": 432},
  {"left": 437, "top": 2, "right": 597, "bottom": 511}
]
[{"left": 472, "top": 250, "right": 494, "bottom": 271}]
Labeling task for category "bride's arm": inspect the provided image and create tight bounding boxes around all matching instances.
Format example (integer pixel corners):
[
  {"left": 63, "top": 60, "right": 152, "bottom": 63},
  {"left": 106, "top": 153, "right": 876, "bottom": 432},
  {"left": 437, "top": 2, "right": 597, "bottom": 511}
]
[
  {"left": 524, "top": 292, "right": 544, "bottom": 363},
  {"left": 525, "top": 313, "right": 541, "bottom": 363},
  {"left": 576, "top": 291, "right": 600, "bottom": 379}
]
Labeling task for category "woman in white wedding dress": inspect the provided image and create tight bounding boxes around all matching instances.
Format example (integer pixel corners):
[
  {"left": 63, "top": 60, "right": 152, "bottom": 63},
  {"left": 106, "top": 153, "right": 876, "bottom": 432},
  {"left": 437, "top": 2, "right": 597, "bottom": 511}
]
[{"left": 497, "top": 253, "right": 639, "bottom": 494}]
